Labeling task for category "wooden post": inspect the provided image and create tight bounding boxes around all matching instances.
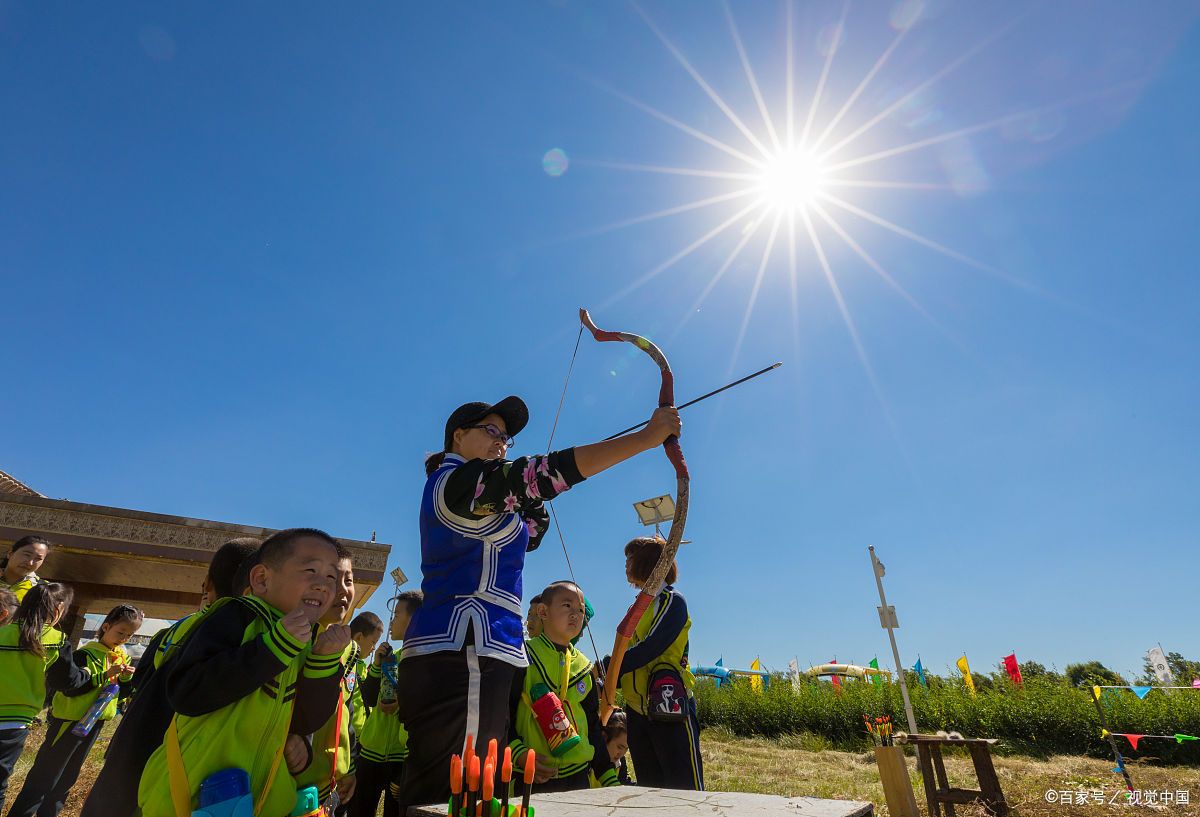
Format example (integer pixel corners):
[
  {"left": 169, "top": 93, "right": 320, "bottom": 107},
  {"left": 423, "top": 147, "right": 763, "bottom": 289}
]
[{"left": 874, "top": 745, "right": 919, "bottom": 817}]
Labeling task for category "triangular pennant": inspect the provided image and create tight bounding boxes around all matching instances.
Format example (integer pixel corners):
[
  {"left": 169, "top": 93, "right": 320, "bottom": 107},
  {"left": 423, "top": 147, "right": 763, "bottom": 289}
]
[
  {"left": 1130, "top": 686, "right": 1153, "bottom": 699},
  {"left": 715, "top": 657, "right": 723, "bottom": 667},
  {"left": 1093, "top": 686, "right": 1102, "bottom": 701},
  {"left": 1176, "top": 734, "right": 1199, "bottom": 743},
  {"left": 1117, "top": 733, "right": 1143, "bottom": 750},
  {"left": 1101, "top": 729, "right": 1110, "bottom": 737},
  {"left": 1193, "top": 678, "right": 1200, "bottom": 688}
]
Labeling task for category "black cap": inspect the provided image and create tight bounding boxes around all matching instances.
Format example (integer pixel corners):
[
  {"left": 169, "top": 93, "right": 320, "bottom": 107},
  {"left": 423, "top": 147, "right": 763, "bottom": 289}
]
[{"left": 443, "top": 396, "right": 529, "bottom": 451}]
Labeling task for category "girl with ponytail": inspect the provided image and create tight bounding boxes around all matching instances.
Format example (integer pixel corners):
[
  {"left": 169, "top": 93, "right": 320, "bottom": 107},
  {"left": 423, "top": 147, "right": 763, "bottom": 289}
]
[
  {"left": 8, "top": 604, "right": 142, "bottom": 817},
  {"left": 0, "top": 583, "right": 88, "bottom": 812}
]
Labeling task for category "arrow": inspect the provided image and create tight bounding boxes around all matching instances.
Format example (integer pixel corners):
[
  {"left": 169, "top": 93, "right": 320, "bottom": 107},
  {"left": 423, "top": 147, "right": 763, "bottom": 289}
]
[{"left": 603, "top": 362, "right": 782, "bottom": 440}]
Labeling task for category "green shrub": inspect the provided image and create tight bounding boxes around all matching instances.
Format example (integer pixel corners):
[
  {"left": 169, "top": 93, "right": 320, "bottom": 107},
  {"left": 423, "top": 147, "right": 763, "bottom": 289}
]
[{"left": 693, "top": 676, "right": 1200, "bottom": 763}]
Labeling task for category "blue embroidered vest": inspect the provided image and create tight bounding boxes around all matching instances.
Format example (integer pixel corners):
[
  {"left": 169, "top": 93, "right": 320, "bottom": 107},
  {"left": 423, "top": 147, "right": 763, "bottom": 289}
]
[{"left": 403, "top": 454, "right": 530, "bottom": 666}]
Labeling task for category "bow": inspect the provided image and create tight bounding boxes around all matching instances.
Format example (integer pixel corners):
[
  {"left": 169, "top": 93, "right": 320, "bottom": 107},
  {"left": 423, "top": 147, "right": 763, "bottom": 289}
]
[{"left": 579, "top": 308, "right": 689, "bottom": 724}]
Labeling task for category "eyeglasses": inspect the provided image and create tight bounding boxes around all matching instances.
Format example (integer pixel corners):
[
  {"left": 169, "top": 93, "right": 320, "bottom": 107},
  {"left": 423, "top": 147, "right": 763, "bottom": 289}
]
[{"left": 463, "top": 423, "right": 514, "bottom": 446}]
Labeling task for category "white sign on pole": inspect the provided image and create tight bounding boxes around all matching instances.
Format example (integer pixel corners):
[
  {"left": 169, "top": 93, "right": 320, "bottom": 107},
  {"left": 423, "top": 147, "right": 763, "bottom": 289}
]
[{"left": 391, "top": 567, "right": 408, "bottom": 587}]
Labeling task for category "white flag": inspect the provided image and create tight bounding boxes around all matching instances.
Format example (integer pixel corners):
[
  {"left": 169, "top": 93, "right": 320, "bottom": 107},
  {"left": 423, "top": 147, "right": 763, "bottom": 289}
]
[
  {"left": 788, "top": 659, "right": 801, "bottom": 691},
  {"left": 1147, "top": 646, "right": 1174, "bottom": 685}
]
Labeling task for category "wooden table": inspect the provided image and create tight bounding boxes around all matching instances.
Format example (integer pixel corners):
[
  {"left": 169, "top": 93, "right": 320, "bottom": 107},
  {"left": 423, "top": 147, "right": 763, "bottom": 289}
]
[
  {"left": 899, "top": 734, "right": 1009, "bottom": 817},
  {"left": 410, "top": 787, "right": 873, "bottom": 817}
]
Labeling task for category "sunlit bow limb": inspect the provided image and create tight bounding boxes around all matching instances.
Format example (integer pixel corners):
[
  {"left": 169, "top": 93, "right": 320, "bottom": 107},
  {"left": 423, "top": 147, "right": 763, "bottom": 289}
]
[{"left": 579, "top": 307, "right": 690, "bottom": 725}]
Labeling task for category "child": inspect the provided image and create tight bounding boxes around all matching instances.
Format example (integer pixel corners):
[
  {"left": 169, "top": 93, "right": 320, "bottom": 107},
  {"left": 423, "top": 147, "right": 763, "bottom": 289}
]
[
  {"left": 508, "top": 581, "right": 618, "bottom": 792},
  {"left": 345, "top": 611, "right": 384, "bottom": 752},
  {"left": 0, "top": 588, "right": 17, "bottom": 626},
  {"left": 353, "top": 590, "right": 422, "bottom": 817},
  {"left": 0, "top": 536, "right": 50, "bottom": 603},
  {"left": 7, "top": 604, "right": 142, "bottom": 817},
  {"left": 290, "top": 545, "right": 359, "bottom": 812},
  {"left": 613, "top": 537, "right": 703, "bottom": 790},
  {"left": 525, "top": 594, "right": 542, "bottom": 639},
  {"left": 137, "top": 528, "right": 351, "bottom": 817},
  {"left": 79, "top": 537, "right": 259, "bottom": 817},
  {"left": 0, "top": 583, "right": 88, "bottom": 812},
  {"left": 595, "top": 708, "right": 632, "bottom": 786}
]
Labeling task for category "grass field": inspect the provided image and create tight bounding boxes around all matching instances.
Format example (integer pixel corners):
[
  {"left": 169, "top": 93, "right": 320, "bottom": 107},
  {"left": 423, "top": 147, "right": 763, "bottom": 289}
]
[{"left": 7, "top": 721, "right": 1197, "bottom": 816}]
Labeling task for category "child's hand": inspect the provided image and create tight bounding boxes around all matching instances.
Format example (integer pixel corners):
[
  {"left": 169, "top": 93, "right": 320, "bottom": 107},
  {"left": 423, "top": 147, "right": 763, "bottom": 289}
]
[
  {"left": 373, "top": 643, "right": 391, "bottom": 667},
  {"left": 104, "top": 664, "right": 126, "bottom": 682},
  {"left": 526, "top": 751, "right": 556, "bottom": 784},
  {"left": 284, "top": 734, "right": 309, "bottom": 774},
  {"left": 314, "top": 623, "right": 352, "bottom": 656},
  {"left": 335, "top": 773, "right": 356, "bottom": 804},
  {"left": 282, "top": 605, "right": 315, "bottom": 642}
]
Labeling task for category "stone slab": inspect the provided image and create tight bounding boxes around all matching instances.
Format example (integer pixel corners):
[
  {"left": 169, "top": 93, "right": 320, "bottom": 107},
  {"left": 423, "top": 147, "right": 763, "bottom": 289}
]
[{"left": 412, "top": 787, "right": 873, "bottom": 817}]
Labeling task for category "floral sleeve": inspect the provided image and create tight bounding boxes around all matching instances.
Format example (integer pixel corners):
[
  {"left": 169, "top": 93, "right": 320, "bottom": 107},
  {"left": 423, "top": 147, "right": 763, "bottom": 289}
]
[{"left": 440, "top": 449, "right": 585, "bottom": 551}]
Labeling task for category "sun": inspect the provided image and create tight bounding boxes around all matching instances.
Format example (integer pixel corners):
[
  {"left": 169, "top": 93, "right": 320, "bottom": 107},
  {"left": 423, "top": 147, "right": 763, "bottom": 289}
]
[{"left": 756, "top": 147, "right": 829, "bottom": 212}]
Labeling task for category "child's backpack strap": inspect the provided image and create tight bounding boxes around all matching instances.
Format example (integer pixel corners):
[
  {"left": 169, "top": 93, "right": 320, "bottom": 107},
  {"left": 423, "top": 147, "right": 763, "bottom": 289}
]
[
  {"left": 165, "top": 716, "right": 192, "bottom": 817},
  {"left": 165, "top": 713, "right": 286, "bottom": 817}
]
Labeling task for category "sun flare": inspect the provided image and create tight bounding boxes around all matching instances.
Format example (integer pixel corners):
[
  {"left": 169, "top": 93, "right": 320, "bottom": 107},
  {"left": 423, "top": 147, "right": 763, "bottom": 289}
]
[{"left": 756, "top": 147, "right": 829, "bottom": 212}]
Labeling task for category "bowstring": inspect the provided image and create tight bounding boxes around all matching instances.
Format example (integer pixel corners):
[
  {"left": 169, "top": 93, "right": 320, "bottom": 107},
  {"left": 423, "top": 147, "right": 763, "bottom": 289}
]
[{"left": 544, "top": 324, "right": 607, "bottom": 681}]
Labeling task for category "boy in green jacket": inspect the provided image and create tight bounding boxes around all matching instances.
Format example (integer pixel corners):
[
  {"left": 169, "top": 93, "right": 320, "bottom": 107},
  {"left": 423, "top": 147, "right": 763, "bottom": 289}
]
[
  {"left": 352, "top": 590, "right": 422, "bottom": 817},
  {"left": 288, "top": 546, "right": 361, "bottom": 812},
  {"left": 508, "top": 581, "right": 618, "bottom": 792},
  {"left": 138, "top": 528, "right": 351, "bottom": 817}
]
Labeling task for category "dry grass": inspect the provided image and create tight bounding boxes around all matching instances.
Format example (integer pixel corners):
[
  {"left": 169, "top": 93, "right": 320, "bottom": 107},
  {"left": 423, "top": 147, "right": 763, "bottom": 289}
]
[{"left": 7, "top": 723, "right": 1198, "bottom": 817}]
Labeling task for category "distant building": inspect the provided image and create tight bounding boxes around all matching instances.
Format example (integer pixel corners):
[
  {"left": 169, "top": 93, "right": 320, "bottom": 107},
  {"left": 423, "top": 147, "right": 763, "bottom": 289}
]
[{"left": 0, "top": 467, "right": 392, "bottom": 643}]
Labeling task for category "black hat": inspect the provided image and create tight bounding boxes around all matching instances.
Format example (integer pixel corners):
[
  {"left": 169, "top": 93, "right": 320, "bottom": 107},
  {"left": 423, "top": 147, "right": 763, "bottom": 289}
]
[{"left": 443, "top": 396, "right": 529, "bottom": 452}]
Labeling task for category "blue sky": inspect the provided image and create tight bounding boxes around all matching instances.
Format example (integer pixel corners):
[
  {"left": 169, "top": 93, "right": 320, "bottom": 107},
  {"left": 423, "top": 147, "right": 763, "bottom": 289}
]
[{"left": 4, "top": 1, "right": 1198, "bottom": 682}]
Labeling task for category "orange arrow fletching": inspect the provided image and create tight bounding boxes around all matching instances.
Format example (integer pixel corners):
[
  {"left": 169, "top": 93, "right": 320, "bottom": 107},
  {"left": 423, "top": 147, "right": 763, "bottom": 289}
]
[{"left": 523, "top": 749, "right": 536, "bottom": 784}]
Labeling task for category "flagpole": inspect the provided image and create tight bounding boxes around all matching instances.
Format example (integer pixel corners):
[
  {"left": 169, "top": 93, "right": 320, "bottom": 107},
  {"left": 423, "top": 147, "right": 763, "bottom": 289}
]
[{"left": 869, "top": 546, "right": 918, "bottom": 734}]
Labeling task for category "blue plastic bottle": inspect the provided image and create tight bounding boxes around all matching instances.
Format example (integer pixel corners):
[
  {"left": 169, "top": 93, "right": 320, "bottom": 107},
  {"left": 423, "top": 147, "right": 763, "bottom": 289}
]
[
  {"left": 380, "top": 644, "right": 398, "bottom": 704},
  {"left": 71, "top": 681, "right": 121, "bottom": 737},
  {"left": 191, "top": 768, "right": 254, "bottom": 817},
  {"left": 290, "top": 785, "right": 322, "bottom": 816}
]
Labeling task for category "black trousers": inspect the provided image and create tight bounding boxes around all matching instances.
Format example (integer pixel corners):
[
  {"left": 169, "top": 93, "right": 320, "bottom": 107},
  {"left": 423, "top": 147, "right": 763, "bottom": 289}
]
[
  {"left": 394, "top": 645, "right": 517, "bottom": 812},
  {"left": 626, "top": 699, "right": 704, "bottom": 790},
  {"left": 351, "top": 757, "right": 402, "bottom": 817},
  {"left": 7, "top": 717, "right": 104, "bottom": 817},
  {"left": 0, "top": 727, "right": 32, "bottom": 814}
]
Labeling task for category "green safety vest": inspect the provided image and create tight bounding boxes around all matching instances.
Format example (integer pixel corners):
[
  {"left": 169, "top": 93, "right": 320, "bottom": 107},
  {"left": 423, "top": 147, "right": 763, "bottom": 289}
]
[
  {"left": 137, "top": 595, "right": 334, "bottom": 817},
  {"left": 511, "top": 635, "right": 595, "bottom": 780},
  {"left": 51, "top": 640, "right": 133, "bottom": 723},
  {"left": 617, "top": 588, "right": 695, "bottom": 716},
  {"left": 0, "top": 622, "right": 67, "bottom": 726},
  {"left": 359, "top": 664, "right": 409, "bottom": 764}
]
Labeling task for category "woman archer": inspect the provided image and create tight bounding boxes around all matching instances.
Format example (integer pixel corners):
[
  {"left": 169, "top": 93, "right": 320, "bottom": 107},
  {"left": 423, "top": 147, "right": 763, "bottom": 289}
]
[{"left": 395, "top": 395, "right": 680, "bottom": 810}]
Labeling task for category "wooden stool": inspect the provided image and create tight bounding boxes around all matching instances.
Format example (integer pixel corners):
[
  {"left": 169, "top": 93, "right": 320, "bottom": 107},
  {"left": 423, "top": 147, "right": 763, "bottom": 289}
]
[{"left": 898, "top": 734, "right": 1009, "bottom": 817}]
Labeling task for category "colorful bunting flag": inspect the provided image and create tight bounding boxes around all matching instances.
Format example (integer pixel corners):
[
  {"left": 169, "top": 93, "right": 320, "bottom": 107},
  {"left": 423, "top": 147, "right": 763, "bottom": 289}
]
[
  {"left": 830, "top": 658, "right": 841, "bottom": 692},
  {"left": 913, "top": 658, "right": 927, "bottom": 688},
  {"left": 1130, "top": 686, "right": 1153, "bottom": 700},
  {"left": 1110, "top": 732, "right": 1199, "bottom": 750},
  {"left": 957, "top": 655, "right": 975, "bottom": 696},
  {"left": 715, "top": 656, "right": 723, "bottom": 668},
  {"left": 750, "top": 657, "right": 763, "bottom": 693},
  {"left": 1002, "top": 653, "right": 1022, "bottom": 685},
  {"left": 869, "top": 657, "right": 883, "bottom": 687}
]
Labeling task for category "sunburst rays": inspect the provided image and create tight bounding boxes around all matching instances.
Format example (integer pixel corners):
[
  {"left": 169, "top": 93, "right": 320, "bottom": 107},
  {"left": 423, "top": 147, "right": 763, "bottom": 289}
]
[{"left": 563, "top": 2, "right": 1122, "bottom": 427}]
